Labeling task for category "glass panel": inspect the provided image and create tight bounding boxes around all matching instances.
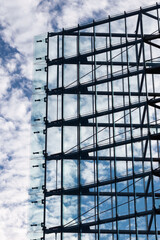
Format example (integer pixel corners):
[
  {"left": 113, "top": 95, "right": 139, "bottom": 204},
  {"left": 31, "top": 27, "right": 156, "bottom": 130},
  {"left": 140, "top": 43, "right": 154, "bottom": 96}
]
[
  {"left": 64, "top": 160, "right": 78, "bottom": 188},
  {"left": 46, "top": 196, "right": 61, "bottom": 228},
  {"left": 29, "top": 33, "right": 47, "bottom": 239},
  {"left": 34, "top": 34, "right": 47, "bottom": 62},
  {"left": 30, "top": 6, "right": 160, "bottom": 239},
  {"left": 33, "top": 33, "right": 47, "bottom": 94},
  {"left": 32, "top": 66, "right": 47, "bottom": 94},
  {"left": 31, "top": 125, "right": 45, "bottom": 157},
  {"left": 63, "top": 196, "right": 78, "bottom": 225}
]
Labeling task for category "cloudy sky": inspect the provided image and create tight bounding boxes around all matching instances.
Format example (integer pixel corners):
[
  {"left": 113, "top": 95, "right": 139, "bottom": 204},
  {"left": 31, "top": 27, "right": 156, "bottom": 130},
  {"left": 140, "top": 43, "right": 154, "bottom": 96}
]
[{"left": 0, "top": 0, "right": 159, "bottom": 239}]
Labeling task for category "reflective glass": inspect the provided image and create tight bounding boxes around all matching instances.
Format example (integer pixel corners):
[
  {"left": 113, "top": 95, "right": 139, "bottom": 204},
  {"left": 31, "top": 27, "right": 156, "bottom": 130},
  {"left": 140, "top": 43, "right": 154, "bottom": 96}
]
[
  {"left": 34, "top": 34, "right": 47, "bottom": 62},
  {"left": 30, "top": 5, "right": 160, "bottom": 240},
  {"left": 29, "top": 33, "right": 47, "bottom": 240}
]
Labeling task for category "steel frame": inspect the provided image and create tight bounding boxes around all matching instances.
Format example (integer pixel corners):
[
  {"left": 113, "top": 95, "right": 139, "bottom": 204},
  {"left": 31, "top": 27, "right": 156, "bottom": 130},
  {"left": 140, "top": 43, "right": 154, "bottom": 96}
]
[{"left": 30, "top": 3, "right": 160, "bottom": 240}]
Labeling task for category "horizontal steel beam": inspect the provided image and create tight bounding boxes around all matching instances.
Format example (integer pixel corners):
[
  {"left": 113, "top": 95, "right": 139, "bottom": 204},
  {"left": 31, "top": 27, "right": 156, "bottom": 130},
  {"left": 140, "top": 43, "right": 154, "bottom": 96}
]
[
  {"left": 48, "top": 32, "right": 157, "bottom": 38},
  {"left": 46, "top": 121, "right": 160, "bottom": 128},
  {"left": 45, "top": 209, "right": 160, "bottom": 233},
  {"left": 47, "top": 58, "right": 160, "bottom": 66},
  {"left": 48, "top": 39, "right": 142, "bottom": 65},
  {"left": 46, "top": 168, "right": 160, "bottom": 197},
  {"left": 49, "top": 4, "right": 160, "bottom": 36},
  {"left": 48, "top": 88, "right": 160, "bottom": 96},
  {"left": 48, "top": 58, "right": 160, "bottom": 66},
  {"left": 45, "top": 228, "right": 159, "bottom": 234},
  {"left": 45, "top": 228, "right": 160, "bottom": 235},
  {"left": 47, "top": 97, "right": 160, "bottom": 128},
  {"left": 47, "top": 132, "right": 160, "bottom": 160},
  {"left": 49, "top": 34, "right": 160, "bottom": 66},
  {"left": 48, "top": 65, "right": 160, "bottom": 95},
  {"left": 46, "top": 155, "right": 160, "bottom": 161},
  {"left": 46, "top": 190, "right": 160, "bottom": 197}
]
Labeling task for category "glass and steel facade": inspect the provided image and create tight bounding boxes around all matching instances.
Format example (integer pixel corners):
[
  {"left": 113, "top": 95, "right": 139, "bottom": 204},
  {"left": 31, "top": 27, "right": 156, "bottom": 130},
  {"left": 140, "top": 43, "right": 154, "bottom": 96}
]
[{"left": 29, "top": 4, "right": 160, "bottom": 240}]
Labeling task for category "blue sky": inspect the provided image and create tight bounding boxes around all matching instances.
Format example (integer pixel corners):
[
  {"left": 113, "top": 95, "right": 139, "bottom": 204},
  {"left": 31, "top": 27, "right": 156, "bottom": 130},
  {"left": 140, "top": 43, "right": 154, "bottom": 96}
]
[{"left": 0, "top": 0, "right": 159, "bottom": 239}]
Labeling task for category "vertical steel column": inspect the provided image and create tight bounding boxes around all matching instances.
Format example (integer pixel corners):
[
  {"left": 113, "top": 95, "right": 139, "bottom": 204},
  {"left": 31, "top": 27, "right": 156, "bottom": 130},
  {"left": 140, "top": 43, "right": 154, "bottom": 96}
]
[
  {"left": 106, "top": 28, "right": 115, "bottom": 240},
  {"left": 56, "top": 35, "right": 60, "bottom": 190},
  {"left": 140, "top": 10, "right": 159, "bottom": 237},
  {"left": 77, "top": 25, "right": 81, "bottom": 240},
  {"left": 93, "top": 21, "right": 100, "bottom": 240},
  {"left": 109, "top": 17, "right": 119, "bottom": 240},
  {"left": 135, "top": 12, "right": 149, "bottom": 238},
  {"left": 43, "top": 32, "right": 49, "bottom": 240},
  {"left": 108, "top": 17, "right": 115, "bottom": 240},
  {"left": 91, "top": 26, "right": 97, "bottom": 240},
  {"left": 121, "top": 15, "right": 132, "bottom": 238},
  {"left": 61, "top": 29, "right": 65, "bottom": 240},
  {"left": 125, "top": 14, "right": 139, "bottom": 240},
  {"left": 140, "top": 12, "right": 158, "bottom": 240}
]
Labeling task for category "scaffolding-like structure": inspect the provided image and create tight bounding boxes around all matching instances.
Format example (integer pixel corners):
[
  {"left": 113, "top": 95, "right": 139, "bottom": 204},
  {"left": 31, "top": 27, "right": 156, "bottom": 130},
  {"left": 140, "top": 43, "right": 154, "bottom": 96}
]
[{"left": 29, "top": 3, "right": 160, "bottom": 240}]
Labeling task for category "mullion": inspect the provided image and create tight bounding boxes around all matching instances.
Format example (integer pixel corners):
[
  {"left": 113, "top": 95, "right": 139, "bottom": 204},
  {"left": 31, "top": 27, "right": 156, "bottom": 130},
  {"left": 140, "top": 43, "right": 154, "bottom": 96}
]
[
  {"left": 43, "top": 33, "right": 49, "bottom": 240},
  {"left": 91, "top": 24, "right": 98, "bottom": 240},
  {"left": 56, "top": 35, "right": 60, "bottom": 190},
  {"left": 61, "top": 29, "right": 65, "bottom": 240},
  {"left": 142, "top": 15, "right": 159, "bottom": 237},
  {"left": 93, "top": 22, "right": 100, "bottom": 240},
  {"left": 125, "top": 14, "right": 139, "bottom": 239},
  {"left": 109, "top": 18, "right": 119, "bottom": 239},
  {"left": 91, "top": 28, "right": 97, "bottom": 240},
  {"left": 77, "top": 27, "right": 81, "bottom": 240},
  {"left": 106, "top": 32, "right": 115, "bottom": 240},
  {"left": 136, "top": 11, "right": 149, "bottom": 235},
  {"left": 141, "top": 12, "right": 158, "bottom": 239},
  {"left": 122, "top": 15, "right": 132, "bottom": 238}
]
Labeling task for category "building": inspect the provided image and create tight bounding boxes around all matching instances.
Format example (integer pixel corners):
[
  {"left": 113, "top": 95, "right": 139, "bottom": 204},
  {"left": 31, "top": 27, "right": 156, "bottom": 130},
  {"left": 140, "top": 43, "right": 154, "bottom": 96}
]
[{"left": 29, "top": 3, "right": 160, "bottom": 240}]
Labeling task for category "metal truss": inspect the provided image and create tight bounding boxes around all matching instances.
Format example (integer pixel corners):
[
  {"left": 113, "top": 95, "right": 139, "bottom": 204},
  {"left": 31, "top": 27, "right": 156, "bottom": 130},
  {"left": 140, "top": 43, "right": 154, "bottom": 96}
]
[{"left": 29, "top": 3, "right": 160, "bottom": 240}]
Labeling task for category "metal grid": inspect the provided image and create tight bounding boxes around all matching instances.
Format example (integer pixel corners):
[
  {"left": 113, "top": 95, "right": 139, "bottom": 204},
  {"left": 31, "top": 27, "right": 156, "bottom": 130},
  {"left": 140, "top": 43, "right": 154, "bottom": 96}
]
[{"left": 29, "top": 3, "right": 160, "bottom": 240}]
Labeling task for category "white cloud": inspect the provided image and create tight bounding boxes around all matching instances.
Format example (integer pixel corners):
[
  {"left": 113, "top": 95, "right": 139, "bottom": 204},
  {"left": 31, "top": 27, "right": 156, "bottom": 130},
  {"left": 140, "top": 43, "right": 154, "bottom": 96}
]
[
  {"left": 0, "top": 0, "right": 55, "bottom": 81},
  {"left": 0, "top": 87, "right": 30, "bottom": 239},
  {"left": 0, "top": 60, "right": 12, "bottom": 98},
  {"left": 0, "top": 0, "right": 160, "bottom": 239},
  {"left": 0, "top": 0, "right": 52, "bottom": 52}
]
